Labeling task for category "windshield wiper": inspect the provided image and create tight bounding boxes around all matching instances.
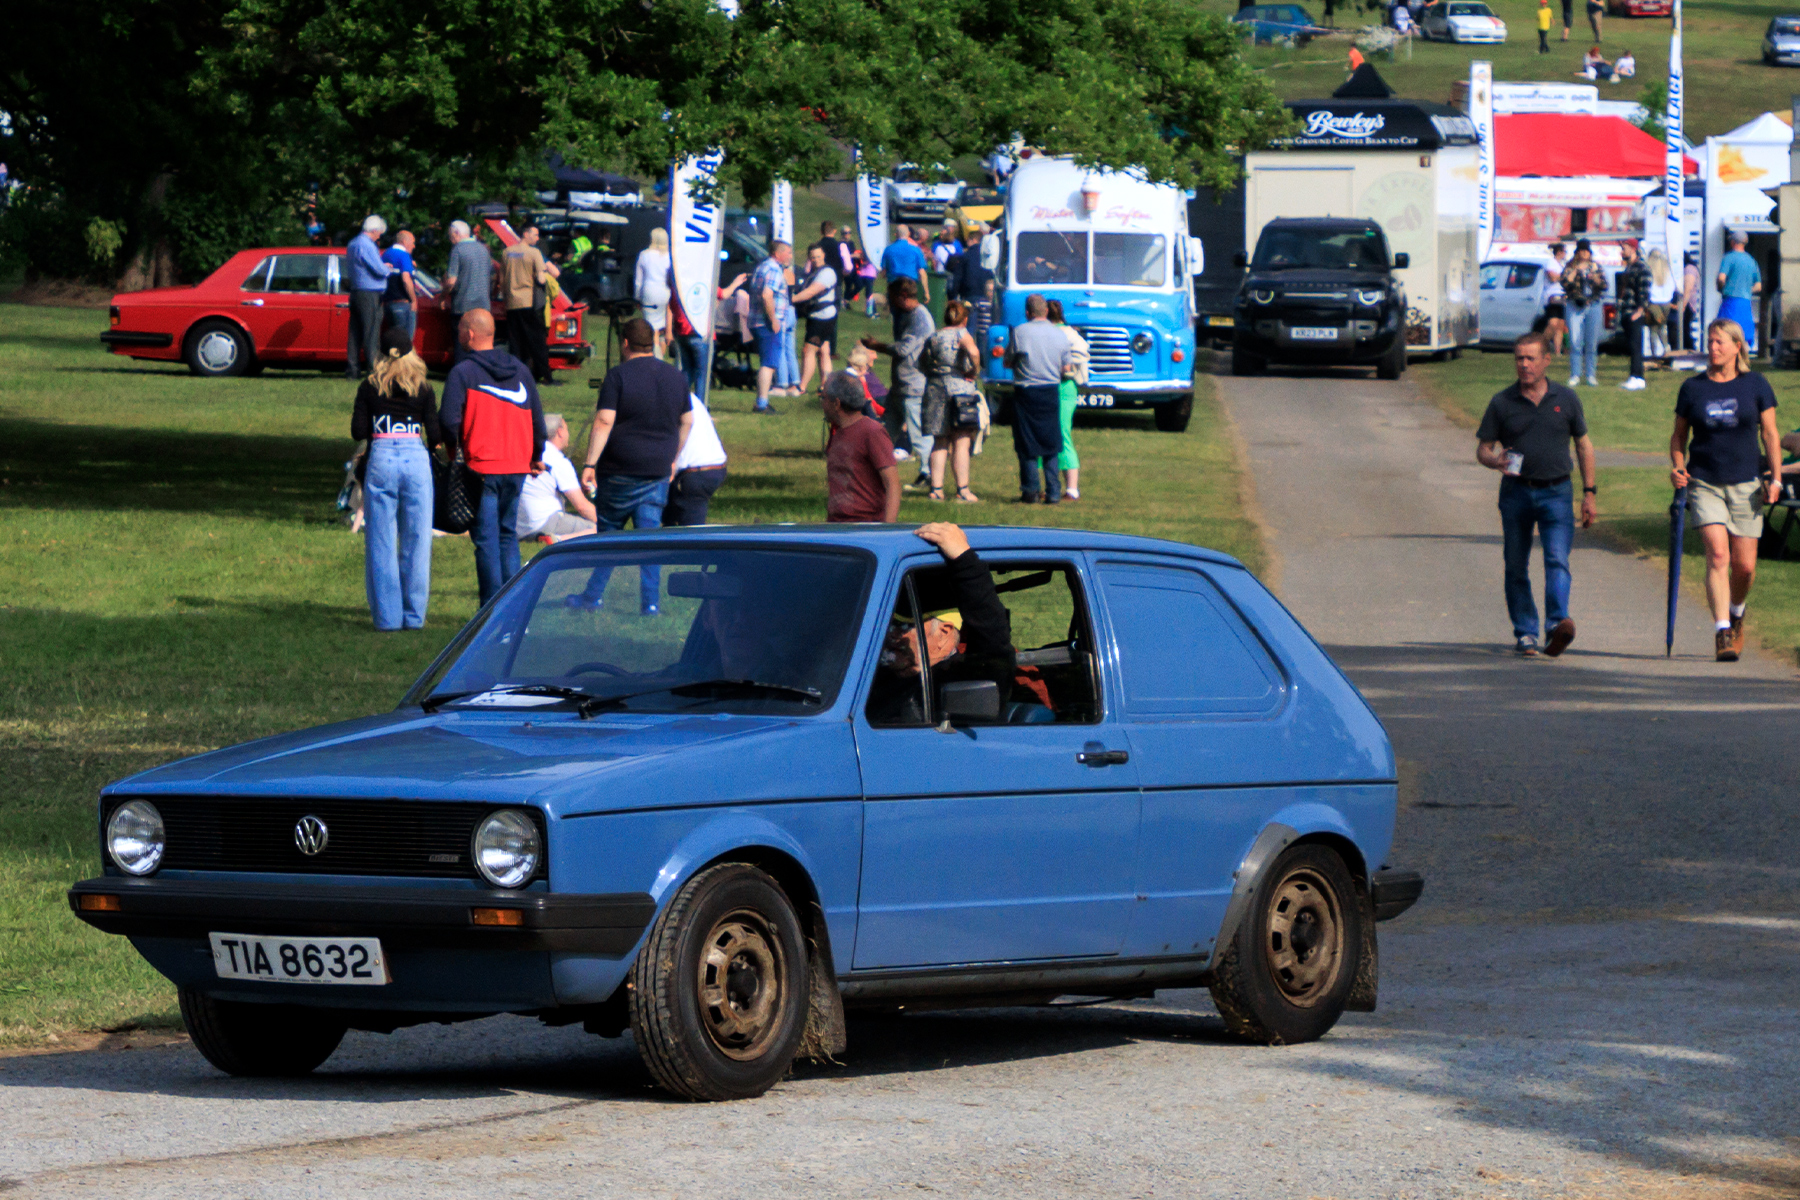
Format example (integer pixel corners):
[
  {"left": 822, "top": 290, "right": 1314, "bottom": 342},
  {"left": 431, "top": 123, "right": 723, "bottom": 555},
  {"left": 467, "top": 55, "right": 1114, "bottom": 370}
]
[{"left": 667, "top": 678, "right": 824, "bottom": 705}]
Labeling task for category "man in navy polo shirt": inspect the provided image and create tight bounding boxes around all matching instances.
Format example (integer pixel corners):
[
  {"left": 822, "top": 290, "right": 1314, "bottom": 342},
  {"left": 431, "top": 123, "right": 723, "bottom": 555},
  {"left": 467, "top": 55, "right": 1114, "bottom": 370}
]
[{"left": 1476, "top": 331, "right": 1598, "bottom": 658}]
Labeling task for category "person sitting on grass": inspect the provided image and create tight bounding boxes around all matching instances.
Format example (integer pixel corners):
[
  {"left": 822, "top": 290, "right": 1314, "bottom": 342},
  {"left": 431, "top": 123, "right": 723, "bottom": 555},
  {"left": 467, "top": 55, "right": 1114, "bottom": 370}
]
[
  {"left": 1577, "top": 47, "right": 1612, "bottom": 80},
  {"left": 515, "top": 413, "right": 597, "bottom": 545}
]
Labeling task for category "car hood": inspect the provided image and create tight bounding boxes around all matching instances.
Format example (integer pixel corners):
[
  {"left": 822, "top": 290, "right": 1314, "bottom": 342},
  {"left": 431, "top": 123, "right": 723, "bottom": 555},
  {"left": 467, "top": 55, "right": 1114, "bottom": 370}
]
[
  {"left": 1450, "top": 14, "right": 1501, "bottom": 22},
  {"left": 103, "top": 708, "right": 852, "bottom": 815},
  {"left": 894, "top": 183, "right": 962, "bottom": 199},
  {"left": 1242, "top": 268, "right": 1393, "bottom": 290}
]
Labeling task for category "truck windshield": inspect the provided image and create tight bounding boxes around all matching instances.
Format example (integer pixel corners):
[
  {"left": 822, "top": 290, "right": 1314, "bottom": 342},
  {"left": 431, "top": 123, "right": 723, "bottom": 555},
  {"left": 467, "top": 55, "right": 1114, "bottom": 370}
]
[
  {"left": 1252, "top": 227, "right": 1391, "bottom": 272},
  {"left": 407, "top": 547, "right": 873, "bottom": 715},
  {"left": 1094, "top": 233, "right": 1167, "bottom": 287},
  {"left": 1017, "top": 232, "right": 1088, "bottom": 285}
]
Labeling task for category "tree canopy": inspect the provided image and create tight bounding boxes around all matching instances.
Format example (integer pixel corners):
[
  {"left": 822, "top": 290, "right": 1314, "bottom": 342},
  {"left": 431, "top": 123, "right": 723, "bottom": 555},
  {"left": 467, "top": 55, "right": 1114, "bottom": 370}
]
[{"left": 1, "top": 0, "right": 1289, "bottom": 281}]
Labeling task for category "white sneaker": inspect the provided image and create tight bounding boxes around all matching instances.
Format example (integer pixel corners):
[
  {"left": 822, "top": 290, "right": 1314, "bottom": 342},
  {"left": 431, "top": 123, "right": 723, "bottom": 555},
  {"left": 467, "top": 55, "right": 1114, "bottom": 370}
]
[
  {"left": 1568, "top": 375, "right": 1582, "bottom": 387},
  {"left": 1586, "top": 376, "right": 1600, "bottom": 387},
  {"left": 1620, "top": 376, "right": 1646, "bottom": 390},
  {"left": 892, "top": 448, "right": 913, "bottom": 463}
]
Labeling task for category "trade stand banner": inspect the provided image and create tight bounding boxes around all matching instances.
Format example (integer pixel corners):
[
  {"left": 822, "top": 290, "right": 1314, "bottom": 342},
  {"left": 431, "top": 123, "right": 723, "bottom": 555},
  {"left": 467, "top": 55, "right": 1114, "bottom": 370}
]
[
  {"left": 853, "top": 150, "right": 890, "bottom": 265},
  {"left": 1471, "top": 61, "right": 1495, "bottom": 262},
  {"left": 670, "top": 150, "right": 726, "bottom": 395},
  {"left": 772, "top": 180, "right": 793, "bottom": 246}
]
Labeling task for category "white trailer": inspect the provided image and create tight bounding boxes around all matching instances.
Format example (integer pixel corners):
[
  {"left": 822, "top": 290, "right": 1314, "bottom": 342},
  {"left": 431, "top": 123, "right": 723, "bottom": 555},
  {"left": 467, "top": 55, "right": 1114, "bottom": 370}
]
[{"left": 1245, "top": 94, "right": 1481, "bottom": 355}]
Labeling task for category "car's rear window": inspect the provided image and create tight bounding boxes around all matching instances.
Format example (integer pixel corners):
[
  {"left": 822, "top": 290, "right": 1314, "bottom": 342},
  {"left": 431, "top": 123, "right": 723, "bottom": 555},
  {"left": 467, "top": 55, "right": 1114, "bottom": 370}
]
[{"left": 1775, "top": 16, "right": 1800, "bottom": 32}]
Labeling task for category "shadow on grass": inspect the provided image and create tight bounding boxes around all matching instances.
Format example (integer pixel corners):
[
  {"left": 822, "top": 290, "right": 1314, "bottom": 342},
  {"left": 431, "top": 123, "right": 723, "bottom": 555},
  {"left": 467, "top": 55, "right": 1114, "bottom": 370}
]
[{"left": 0, "top": 417, "right": 348, "bottom": 521}]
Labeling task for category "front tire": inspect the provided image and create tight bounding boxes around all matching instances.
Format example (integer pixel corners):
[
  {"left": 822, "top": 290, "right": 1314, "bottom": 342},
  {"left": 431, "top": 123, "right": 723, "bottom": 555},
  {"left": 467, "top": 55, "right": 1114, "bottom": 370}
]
[
  {"left": 1209, "top": 844, "right": 1363, "bottom": 1045},
  {"left": 184, "top": 319, "right": 254, "bottom": 377},
  {"left": 1230, "top": 338, "right": 1266, "bottom": 376},
  {"left": 1153, "top": 391, "right": 1195, "bottom": 432},
  {"left": 179, "top": 988, "right": 347, "bottom": 1076},
  {"left": 1376, "top": 337, "right": 1407, "bottom": 380},
  {"left": 630, "top": 864, "right": 810, "bottom": 1101}
]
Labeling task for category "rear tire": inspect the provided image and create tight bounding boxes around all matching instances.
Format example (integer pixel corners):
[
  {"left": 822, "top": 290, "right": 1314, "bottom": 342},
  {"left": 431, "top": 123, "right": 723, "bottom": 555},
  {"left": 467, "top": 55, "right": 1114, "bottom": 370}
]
[
  {"left": 184, "top": 320, "right": 254, "bottom": 378},
  {"left": 1209, "top": 844, "right": 1363, "bottom": 1046},
  {"left": 1153, "top": 391, "right": 1195, "bottom": 432},
  {"left": 1230, "top": 338, "right": 1265, "bottom": 376},
  {"left": 179, "top": 988, "right": 346, "bottom": 1076},
  {"left": 630, "top": 864, "right": 810, "bottom": 1101}
]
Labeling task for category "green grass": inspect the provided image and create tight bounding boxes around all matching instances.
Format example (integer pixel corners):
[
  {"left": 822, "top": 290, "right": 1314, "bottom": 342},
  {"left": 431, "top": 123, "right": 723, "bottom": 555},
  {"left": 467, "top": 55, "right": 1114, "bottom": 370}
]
[
  {"left": 1207, "top": 0, "right": 1790, "bottom": 143},
  {"left": 0, "top": 201, "right": 1259, "bottom": 1045},
  {"left": 1412, "top": 348, "right": 1800, "bottom": 659}
]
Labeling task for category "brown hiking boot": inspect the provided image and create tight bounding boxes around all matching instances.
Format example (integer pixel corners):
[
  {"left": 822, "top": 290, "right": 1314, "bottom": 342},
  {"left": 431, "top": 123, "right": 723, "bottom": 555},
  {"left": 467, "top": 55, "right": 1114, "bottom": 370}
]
[
  {"left": 1716, "top": 628, "right": 1740, "bottom": 662},
  {"left": 1544, "top": 618, "right": 1576, "bottom": 658},
  {"left": 1730, "top": 615, "right": 1745, "bottom": 657}
]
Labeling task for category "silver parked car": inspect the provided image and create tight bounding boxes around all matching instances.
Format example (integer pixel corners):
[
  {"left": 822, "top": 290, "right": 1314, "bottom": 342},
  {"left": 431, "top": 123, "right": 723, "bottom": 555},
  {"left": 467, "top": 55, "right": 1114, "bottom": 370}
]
[
  {"left": 1763, "top": 15, "right": 1800, "bottom": 64},
  {"left": 1479, "top": 260, "right": 1547, "bottom": 347}
]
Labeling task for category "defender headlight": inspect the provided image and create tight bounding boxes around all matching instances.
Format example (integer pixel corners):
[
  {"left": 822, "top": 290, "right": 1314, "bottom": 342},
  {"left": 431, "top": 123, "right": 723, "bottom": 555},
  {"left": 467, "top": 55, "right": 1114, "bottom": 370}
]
[
  {"left": 1251, "top": 289, "right": 1276, "bottom": 305},
  {"left": 1131, "top": 332, "right": 1153, "bottom": 354},
  {"left": 106, "top": 800, "right": 165, "bottom": 876},
  {"left": 1357, "top": 289, "right": 1386, "bottom": 306},
  {"left": 473, "top": 810, "right": 542, "bottom": 889}
]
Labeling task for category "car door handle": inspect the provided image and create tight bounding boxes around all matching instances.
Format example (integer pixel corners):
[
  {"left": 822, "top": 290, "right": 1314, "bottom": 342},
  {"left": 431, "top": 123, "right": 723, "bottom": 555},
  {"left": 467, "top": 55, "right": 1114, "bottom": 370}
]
[
  {"left": 335, "top": 301, "right": 349, "bottom": 308},
  {"left": 241, "top": 299, "right": 264, "bottom": 307},
  {"left": 1076, "top": 748, "right": 1129, "bottom": 767}
]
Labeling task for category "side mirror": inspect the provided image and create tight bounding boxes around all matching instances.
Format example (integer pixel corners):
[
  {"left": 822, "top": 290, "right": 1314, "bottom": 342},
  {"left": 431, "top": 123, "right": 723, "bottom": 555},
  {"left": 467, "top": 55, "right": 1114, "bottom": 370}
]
[
  {"left": 1188, "top": 236, "right": 1206, "bottom": 276},
  {"left": 1392, "top": 252, "right": 1410, "bottom": 269},
  {"left": 1232, "top": 250, "right": 1248, "bottom": 269},
  {"left": 937, "top": 679, "right": 1001, "bottom": 728}
]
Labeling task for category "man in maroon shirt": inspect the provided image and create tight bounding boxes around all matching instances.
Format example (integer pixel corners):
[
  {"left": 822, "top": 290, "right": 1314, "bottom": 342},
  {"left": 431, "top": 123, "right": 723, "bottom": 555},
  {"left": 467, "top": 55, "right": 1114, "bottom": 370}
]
[{"left": 822, "top": 371, "right": 901, "bottom": 522}]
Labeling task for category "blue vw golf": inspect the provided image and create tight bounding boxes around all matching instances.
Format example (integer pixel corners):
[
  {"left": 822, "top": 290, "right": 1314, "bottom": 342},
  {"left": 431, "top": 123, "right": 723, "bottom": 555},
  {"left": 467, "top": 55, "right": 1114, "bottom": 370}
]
[{"left": 70, "top": 524, "right": 1420, "bottom": 1101}]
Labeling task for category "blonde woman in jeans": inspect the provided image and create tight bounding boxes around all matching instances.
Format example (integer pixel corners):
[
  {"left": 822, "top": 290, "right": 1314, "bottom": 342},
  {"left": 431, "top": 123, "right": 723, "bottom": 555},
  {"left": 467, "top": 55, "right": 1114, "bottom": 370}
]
[
  {"left": 1670, "top": 318, "right": 1782, "bottom": 661},
  {"left": 1045, "top": 299, "right": 1090, "bottom": 500}
]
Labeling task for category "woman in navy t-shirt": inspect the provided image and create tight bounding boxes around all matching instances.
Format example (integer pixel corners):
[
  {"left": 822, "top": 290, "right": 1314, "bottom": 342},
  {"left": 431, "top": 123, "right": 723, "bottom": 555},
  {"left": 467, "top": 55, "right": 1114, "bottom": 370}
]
[{"left": 1669, "top": 318, "right": 1782, "bottom": 661}]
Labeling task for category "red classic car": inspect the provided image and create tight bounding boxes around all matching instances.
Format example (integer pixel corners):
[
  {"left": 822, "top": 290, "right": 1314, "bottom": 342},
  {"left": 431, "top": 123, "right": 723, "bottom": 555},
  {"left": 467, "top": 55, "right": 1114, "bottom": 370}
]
[
  {"left": 1606, "top": 0, "right": 1670, "bottom": 15},
  {"left": 101, "top": 223, "right": 591, "bottom": 377}
]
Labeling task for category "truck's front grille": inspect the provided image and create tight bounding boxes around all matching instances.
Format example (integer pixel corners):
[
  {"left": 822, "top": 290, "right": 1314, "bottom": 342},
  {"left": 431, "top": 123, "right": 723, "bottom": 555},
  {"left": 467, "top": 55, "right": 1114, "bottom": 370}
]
[
  {"left": 105, "top": 796, "right": 547, "bottom": 882},
  {"left": 1077, "top": 325, "right": 1134, "bottom": 375}
]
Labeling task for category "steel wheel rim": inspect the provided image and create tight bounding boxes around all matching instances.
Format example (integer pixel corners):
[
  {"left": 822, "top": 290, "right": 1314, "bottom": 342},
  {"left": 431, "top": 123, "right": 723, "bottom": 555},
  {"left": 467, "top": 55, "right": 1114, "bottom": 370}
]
[
  {"left": 695, "top": 907, "right": 785, "bottom": 1061},
  {"left": 1262, "top": 867, "right": 1344, "bottom": 1007},
  {"left": 196, "top": 331, "right": 238, "bottom": 372}
]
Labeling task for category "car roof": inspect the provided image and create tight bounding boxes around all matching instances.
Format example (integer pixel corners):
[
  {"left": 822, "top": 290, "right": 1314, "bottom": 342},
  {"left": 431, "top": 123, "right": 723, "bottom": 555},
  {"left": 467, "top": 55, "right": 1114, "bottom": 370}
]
[
  {"left": 1262, "top": 217, "right": 1381, "bottom": 231},
  {"left": 535, "top": 524, "right": 1245, "bottom": 569}
]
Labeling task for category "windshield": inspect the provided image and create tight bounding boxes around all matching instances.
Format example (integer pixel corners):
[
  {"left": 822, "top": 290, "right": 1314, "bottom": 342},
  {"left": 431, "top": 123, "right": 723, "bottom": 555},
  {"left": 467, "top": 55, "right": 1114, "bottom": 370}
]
[
  {"left": 1776, "top": 17, "right": 1800, "bottom": 33},
  {"left": 407, "top": 547, "right": 872, "bottom": 715},
  {"left": 1447, "top": 3, "right": 1493, "bottom": 14},
  {"left": 1016, "top": 231, "right": 1088, "bottom": 285},
  {"left": 960, "top": 187, "right": 1003, "bottom": 207},
  {"left": 1094, "top": 233, "right": 1167, "bottom": 287},
  {"left": 1251, "top": 227, "right": 1390, "bottom": 271}
]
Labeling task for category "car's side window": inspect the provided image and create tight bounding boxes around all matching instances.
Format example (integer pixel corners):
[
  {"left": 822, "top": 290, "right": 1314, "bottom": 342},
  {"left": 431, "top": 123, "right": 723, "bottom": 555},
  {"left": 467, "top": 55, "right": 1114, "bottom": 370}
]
[
  {"left": 863, "top": 560, "right": 1101, "bottom": 728},
  {"left": 1479, "top": 263, "right": 1504, "bottom": 291},
  {"left": 1506, "top": 264, "right": 1539, "bottom": 290},
  {"left": 1097, "top": 562, "right": 1283, "bottom": 719},
  {"left": 241, "top": 257, "right": 275, "bottom": 290},
  {"left": 262, "top": 255, "right": 331, "bottom": 294}
]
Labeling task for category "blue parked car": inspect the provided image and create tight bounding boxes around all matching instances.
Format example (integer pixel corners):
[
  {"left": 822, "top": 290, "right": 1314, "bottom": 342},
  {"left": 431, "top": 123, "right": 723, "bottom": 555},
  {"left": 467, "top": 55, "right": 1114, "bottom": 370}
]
[
  {"left": 70, "top": 524, "right": 1420, "bottom": 1100},
  {"left": 1232, "top": 3, "right": 1325, "bottom": 44}
]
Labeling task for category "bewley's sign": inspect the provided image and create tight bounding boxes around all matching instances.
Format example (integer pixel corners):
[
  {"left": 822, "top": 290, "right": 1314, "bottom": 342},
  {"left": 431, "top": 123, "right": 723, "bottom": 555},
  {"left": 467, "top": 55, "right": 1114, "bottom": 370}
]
[{"left": 1275, "top": 100, "right": 1478, "bottom": 150}]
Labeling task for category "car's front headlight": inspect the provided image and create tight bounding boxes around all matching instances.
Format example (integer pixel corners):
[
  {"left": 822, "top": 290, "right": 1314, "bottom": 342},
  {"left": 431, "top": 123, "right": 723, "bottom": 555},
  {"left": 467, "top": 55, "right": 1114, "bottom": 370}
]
[
  {"left": 473, "top": 810, "right": 542, "bottom": 889},
  {"left": 1131, "top": 332, "right": 1154, "bottom": 354},
  {"left": 1357, "top": 289, "right": 1387, "bottom": 306},
  {"left": 107, "top": 800, "right": 165, "bottom": 876},
  {"left": 1252, "top": 288, "right": 1277, "bottom": 305}
]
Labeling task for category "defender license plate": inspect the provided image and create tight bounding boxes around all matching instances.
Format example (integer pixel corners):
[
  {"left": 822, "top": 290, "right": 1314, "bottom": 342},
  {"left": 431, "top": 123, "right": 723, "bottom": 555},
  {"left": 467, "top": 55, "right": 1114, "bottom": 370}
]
[
  {"left": 1076, "top": 394, "right": 1114, "bottom": 408},
  {"left": 210, "top": 932, "right": 390, "bottom": 985},
  {"left": 1206, "top": 316, "right": 1234, "bottom": 327},
  {"left": 1290, "top": 326, "right": 1339, "bottom": 341}
]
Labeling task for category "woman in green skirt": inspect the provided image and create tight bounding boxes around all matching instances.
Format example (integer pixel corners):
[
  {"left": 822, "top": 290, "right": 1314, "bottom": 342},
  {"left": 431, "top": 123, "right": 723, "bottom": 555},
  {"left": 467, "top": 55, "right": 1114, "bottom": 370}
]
[{"left": 1045, "top": 300, "right": 1089, "bottom": 501}]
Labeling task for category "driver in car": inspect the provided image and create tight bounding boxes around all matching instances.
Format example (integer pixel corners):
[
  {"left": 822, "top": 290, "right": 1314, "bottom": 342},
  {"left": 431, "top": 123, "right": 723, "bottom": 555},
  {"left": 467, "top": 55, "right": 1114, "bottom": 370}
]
[{"left": 867, "top": 523, "right": 1016, "bottom": 725}]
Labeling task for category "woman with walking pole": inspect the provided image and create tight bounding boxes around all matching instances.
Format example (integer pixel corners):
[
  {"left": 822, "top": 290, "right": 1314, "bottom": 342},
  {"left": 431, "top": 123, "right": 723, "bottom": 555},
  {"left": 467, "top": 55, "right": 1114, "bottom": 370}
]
[{"left": 1669, "top": 319, "right": 1782, "bottom": 662}]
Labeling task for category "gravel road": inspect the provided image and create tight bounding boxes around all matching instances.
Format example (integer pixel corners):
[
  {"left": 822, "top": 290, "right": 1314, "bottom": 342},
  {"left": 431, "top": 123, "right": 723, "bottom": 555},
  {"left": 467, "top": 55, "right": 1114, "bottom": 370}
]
[{"left": 3, "top": 365, "right": 1796, "bottom": 1199}]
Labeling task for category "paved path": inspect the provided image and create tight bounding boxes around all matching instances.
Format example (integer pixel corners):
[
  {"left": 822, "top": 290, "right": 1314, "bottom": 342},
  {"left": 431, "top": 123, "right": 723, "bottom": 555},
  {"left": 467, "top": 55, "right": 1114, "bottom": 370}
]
[{"left": 3, "top": 368, "right": 1797, "bottom": 1198}]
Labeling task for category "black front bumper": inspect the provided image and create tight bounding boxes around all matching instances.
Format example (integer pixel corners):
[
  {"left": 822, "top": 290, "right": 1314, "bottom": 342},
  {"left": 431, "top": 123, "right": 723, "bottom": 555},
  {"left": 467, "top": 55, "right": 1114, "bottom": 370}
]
[
  {"left": 99, "top": 330, "right": 175, "bottom": 348},
  {"left": 68, "top": 877, "right": 656, "bottom": 954},
  {"left": 1236, "top": 318, "right": 1402, "bottom": 365},
  {"left": 1371, "top": 869, "right": 1424, "bottom": 921}
]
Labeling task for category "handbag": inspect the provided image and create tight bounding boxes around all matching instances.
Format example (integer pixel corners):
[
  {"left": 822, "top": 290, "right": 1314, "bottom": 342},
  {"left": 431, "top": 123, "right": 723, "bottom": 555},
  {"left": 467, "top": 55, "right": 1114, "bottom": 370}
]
[{"left": 431, "top": 449, "right": 478, "bottom": 535}]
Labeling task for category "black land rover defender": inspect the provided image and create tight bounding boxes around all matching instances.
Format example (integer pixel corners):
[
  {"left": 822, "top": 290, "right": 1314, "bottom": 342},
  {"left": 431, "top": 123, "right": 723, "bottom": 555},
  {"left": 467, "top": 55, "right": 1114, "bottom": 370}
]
[{"left": 1230, "top": 218, "right": 1409, "bottom": 380}]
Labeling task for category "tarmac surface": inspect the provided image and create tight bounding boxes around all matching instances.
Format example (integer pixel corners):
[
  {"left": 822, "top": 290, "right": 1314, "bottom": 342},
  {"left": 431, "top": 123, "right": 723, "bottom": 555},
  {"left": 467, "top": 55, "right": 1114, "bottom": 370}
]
[{"left": 3, "top": 365, "right": 1797, "bottom": 1198}]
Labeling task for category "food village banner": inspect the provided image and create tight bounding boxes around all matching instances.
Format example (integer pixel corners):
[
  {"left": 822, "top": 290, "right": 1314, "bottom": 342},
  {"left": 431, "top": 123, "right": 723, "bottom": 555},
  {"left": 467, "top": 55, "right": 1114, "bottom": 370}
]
[
  {"left": 1471, "top": 61, "right": 1495, "bottom": 262},
  {"left": 670, "top": 150, "right": 726, "bottom": 399},
  {"left": 772, "top": 180, "right": 793, "bottom": 246},
  {"left": 853, "top": 149, "right": 890, "bottom": 265},
  {"left": 1665, "top": 0, "right": 1684, "bottom": 250}
]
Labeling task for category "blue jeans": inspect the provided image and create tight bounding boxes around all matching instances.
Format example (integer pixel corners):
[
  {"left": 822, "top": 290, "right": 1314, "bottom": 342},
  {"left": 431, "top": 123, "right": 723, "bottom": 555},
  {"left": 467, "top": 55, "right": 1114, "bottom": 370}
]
[
  {"left": 383, "top": 302, "right": 416, "bottom": 343},
  {"left": 1498, "top": 476, "right": 1574, "bottom": 640},
  {"left": 1567, "top": 302, "right": 1602, "bottom": 381},
  {"left": 471, "top": 472, "right": 525, "bottom": 606},
  {"left": 775, "top": 325, "right": 800, "bottom": 388},
  {"left": 678, "top": 334, "right": 710, "bottom": 397},
  {"left": 363, "top": 438, "right": 433, "bottom": 629},
  {"left": 578, "top": 474, "right": 670, "bottom": 611},
  {"left": 1020, "top": 454, "right": 1065, "bottom": 503}
]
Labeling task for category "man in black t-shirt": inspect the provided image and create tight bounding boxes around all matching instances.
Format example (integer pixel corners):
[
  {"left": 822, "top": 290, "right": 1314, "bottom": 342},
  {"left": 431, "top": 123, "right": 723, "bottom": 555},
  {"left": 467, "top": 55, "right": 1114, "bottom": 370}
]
[
  {"left": 1476, "top": 331, "right": 1598, "bottom": 658},
  {"left": 573, "top": 318, "right": 694, "bottom": 615}
]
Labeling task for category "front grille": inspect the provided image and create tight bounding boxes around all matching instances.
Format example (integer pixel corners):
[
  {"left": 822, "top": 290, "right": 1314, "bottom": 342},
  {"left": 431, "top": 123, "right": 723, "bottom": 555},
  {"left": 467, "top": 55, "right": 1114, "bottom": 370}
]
[
  {"left": 1283, "top": 290, "right": 1350, "bottom": 302},
  {"left": 106, "top": 796, "right": 547, "bottom": 883},
  {"left": 1077, "top": 325, "right": 1134, "bottom": 375}
]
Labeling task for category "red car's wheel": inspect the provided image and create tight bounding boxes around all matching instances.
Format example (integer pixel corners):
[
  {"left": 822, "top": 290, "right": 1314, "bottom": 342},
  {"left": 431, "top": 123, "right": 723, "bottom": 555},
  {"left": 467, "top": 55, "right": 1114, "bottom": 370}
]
[{"left": 184, "top": 319, "right": 254, "bottom": 378}]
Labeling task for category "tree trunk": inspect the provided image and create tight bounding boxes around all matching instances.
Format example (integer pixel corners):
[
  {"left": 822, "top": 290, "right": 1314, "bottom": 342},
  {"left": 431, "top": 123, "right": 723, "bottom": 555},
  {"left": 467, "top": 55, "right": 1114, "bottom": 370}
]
[{"left": 116, "top": 172, "right": 174, "bottom": 292}]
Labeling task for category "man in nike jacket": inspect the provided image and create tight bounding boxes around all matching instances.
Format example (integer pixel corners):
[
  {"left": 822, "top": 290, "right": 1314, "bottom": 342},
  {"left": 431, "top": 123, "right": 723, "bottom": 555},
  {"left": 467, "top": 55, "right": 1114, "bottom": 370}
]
[{"left": 441, "top": 309, "right": 546, "bottom": 604}]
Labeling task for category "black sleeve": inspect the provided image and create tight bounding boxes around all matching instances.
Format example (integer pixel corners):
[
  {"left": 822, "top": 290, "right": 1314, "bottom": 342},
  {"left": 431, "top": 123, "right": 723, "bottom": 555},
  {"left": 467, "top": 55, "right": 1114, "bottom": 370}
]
[
  {"left": 596, "top": 364, "right": 621, "bottom": 414},
  {"left": 351, "top": 381, "right": 375, "bottom": 442},
  {"left": 945, "top": 549, "right": 1013, "bottom": 665},
  {"left": 527, "top": 376, "right": 546, "bottom": 465},
  {"left": 419, "top": 383, "right": 442, "bottom": 448},
  {"left": 1475, "top": 399, "right": 1503, "bottom": 444},
  {"left": 439, "top": 365, "right": 466, "bottom": 455}
]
